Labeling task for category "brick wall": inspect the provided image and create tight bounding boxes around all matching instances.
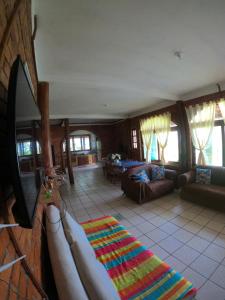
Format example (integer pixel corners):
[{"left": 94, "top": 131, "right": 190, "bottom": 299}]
[{"left": 0, "top": 1, "right": 48, "bottom": 299}]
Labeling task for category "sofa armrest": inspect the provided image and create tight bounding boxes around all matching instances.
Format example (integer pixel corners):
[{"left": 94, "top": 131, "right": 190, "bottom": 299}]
[
  {"left": 121, "top": 173, "right": 145, "bottom": 203},
  {"left": 178, "top": 170, "right": 195, "bottom": 187}
]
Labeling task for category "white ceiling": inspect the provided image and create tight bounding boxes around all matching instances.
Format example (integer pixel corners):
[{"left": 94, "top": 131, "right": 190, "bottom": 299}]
[{"left": 33, "top": 0, "right": 225, "bottom": 120}]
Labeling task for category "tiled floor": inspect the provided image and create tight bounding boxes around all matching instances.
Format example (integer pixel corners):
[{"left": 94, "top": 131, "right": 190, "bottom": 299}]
[{"left": 60, "top": 165, "right": 225, "bottom": 300}]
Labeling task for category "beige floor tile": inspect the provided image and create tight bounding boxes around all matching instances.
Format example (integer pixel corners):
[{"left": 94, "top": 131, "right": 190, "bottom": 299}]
[
  {"left": 173, "top": 245, "right": 200, "bottom": 265},
  {"left": 196, "top": 280, "right": 225, "bottom": 300},
  {"left": 173, "top": 228, "right": 194, "bottom": 243},
  {"left": 158, "top": 236, "right": 183, "bottom": 254},
  {"left": 160, "top": 222, "right": 180, "bottom": 234},
  {"left": 210, "top": 265, "right": 225, "bottom": 289},
  {"left": 183, "top": 221, "right": 203, "bottom": 234},
  {"left": 197, "top": 227, "right": 218, "bottom": 242},
  {"left": 203, "top": 243, "right": 225, "bottom": 263},
  {"left": 206, "top": 220, "right": 225, "bottom": 232},
  {"left": 136, "top": 221, "right": 156, "bottom": 234},
  {"left": 190, "top": 254, "right": 219, "bottom": 277},
  {"left": 146, "top": 228, "right": 168, "bottom": 243},
  {"left": 187, "top": 236, "right": 210, "bottom": 252}
]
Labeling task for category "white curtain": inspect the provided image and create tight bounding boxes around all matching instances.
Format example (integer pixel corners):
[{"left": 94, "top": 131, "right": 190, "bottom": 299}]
[
  {"left": 219, "top": 98, "right": 225, "bottom": 123},
  {"left": 140, "top": 118, "right": 154, "bottom": 163},
  {"left": 186, "top": 101, "right": 216, "bottom": 166},
  {"left": 154, "top": 112, "right": 171, "bottom": 164}
]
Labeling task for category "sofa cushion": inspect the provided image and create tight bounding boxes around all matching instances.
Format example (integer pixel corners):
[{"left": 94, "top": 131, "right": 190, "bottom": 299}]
[
  {"left": 146, "top": 178, "right": 174, "bottom": 198},
  {"left": 184, "top": 183, "right": 225, "bottom": 197},
  {"left": 71, "top": 241, "right": 120, "bottom": 300},
  {"left": 46, "top": 205, "right": 88, "bottom": 300},
  {"left": 61, "top": 210, "right": 95, "bottom": 256},
  {"left": 152, "top": 166, "right": 165, "bottom": 181},
  {"left": 181, "top": 183, "right": 225, "bottom": 210},
  {"left": 196, "top": 168, "right": 211, "bottom": 185}
]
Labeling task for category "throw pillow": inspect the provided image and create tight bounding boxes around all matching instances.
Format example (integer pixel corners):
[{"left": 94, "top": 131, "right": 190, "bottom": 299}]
[
  {"left": 71, "top": 241, "right": 120, "bottom": 300},
  {"left": 196, "top": 168, "right": 211, "bottom": 185},
  {"left": 152, "top": 166, "right": 165, "bottom": 181},
  {"left": 130, "top": 169, "right": 150, "bottom": 183}
]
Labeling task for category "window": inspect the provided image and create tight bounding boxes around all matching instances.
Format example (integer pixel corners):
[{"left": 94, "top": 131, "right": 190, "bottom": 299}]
[
  {"left": 64, "top": 135, "right": 91, "bottom": 152},
  {"left": 143, "top": 129, "right": 179, "bottom": 163},
  {"left": 143, "top": 133, "right": 159, "bottom": 161},
  {"left": 195, "top": 125, "right": 223, "bottom": 166},
  {"left": 17, "top": 140, "right": 41, "bottom": 156},
  {"left": 131, "top": 129, "right": 138, "bottom": 149},
  {"left": 164, "top": 130, "right": 179, "bottom": 162}
]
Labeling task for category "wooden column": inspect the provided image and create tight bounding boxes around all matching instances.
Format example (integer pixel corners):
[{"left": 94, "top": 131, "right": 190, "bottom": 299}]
[
  {"left": 176, "top": 101, "right": 192, "bottom": 171},
  {"left": 64, "top": 119, "right": 74, "bottom": 184},
  {"left": 60, "top": 140, "right": 66, "bottom": 172},
  {"left": 37, "top": 82, "right": 54, "bottom": 177},
  {"left": 31, "top": 121, "right": 38, "bottom": 170}
]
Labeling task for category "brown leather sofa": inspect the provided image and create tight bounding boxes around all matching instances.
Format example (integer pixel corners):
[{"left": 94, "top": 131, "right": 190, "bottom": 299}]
[
  {"left": 178, "top": 166, "right": 225, "bottom": 210},
  {"left": 121, "top": 164, "right": 177, "bottom": 204}
]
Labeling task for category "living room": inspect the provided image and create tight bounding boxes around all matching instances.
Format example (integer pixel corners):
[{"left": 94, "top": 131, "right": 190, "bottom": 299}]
[{"left": 0, "top": 1, "right": 225, "bottom": 300}]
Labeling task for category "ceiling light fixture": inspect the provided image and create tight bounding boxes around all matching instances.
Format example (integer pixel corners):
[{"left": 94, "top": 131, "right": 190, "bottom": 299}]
[{"left": 173, "top": 50, "right": 183, "bottom": 60}]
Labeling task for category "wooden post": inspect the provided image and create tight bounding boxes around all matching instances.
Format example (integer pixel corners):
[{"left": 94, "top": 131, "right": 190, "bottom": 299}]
[
  {"left": 176, "top": 101, "right": 192, "bottom": 171},
  {"left": 60, "top": 140, "right": 66, "bottom": 172},
  {"left": 64, "top": 119, "right": 74, "bottom": 184},
  {"left": 32, "top": 121, "right": 38, "bottom": 169},
  {"left": 37, "top": 82, "right": 54, "bottom": 177}
]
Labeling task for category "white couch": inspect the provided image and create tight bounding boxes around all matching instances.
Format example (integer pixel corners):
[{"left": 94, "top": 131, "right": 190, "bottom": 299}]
[{"left": 46, "top": 205, "right": 120, "bottom": 300}]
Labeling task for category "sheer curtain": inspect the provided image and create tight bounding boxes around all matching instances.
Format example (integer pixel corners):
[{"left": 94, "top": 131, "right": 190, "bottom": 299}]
[
  {"left": 186, "top": 101, "right": 216, "bottom": 166},
  {"left": 140, "top": 118, "right": 154, "bottom": 163},
  {"left": 154, "top": 112, "right": 171, "bottom": 164},
  {"left": 219, "top": 98, "right": 225, "bottom": 123}
]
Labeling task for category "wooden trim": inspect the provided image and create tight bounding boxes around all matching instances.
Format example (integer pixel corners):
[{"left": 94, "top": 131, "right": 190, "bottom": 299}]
[
  {"left": 184, "top": 90, "right": 225, "bottom": 107},
  {"left": 0, "top": 0, "right": 24, "bottom": 64}
]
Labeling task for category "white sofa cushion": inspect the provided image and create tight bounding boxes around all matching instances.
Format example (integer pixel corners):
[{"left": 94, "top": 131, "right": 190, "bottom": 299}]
[
  {"left": 61, "top": 210, "right": 95, "bottom": 256},
  {"left": 46, "top": 205, "right": 88, "bottom": 300},
  {"left": 71, "top": 241, "right": 120, "bottom": 300}
]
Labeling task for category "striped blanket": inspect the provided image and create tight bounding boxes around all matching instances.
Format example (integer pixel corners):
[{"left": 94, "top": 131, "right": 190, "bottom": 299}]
[{"left": 81, "top": 216, "right": 196, "bottom": 300}]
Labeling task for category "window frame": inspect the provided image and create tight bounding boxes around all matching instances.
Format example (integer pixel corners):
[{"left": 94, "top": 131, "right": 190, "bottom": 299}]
[
  {"left": 141, "top": 126, "right": 180, "bottom": 166},
  {"left": 131, "top": 129, "right": 138, "bottom": 150},
  {"left": 65, "top": 134, "right": 91, "bottom": 152},
  {"left": 17, "top": 139, "right": 41, "bottom": 157},
  {"left": 192, "top": 119, "right": 225, "bottom": 167}
]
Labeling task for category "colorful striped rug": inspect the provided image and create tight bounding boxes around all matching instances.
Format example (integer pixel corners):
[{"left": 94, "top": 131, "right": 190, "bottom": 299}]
[{"left": 81, "top": 216, "right": 197, "bottom": 300}]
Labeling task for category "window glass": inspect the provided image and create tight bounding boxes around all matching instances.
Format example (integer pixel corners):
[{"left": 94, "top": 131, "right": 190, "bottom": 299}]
[
  {"left": 131, "top": 129, "right": 138, "bottom": 149},
  {"left": 65, "top": 135, "right": 91, "bottom": 152},
  {"left": 84, "top": 136, "right": 90, "bottom": 150},
  {"left": 17, "top": 140, "right": 33, "bottom": 156},
  {"left": 74, "top": 137, "right": 82, "bottom": 151},
  {"left": 195, "top": 126, "right": 222, "bottom": 166},
  {"left": 164, "top": 130, "right": 179, "bottom": 162},
  {"left": 143, "top": 133, "right": 159, "bottom": 161}
]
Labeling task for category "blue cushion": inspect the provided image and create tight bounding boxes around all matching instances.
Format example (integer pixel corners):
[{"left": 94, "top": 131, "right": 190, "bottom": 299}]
[
  {"left": 152, "top": 166, "right": 165, "bottom": 181},
  {"left": 130, "top": 169, "right": 150, "bottom": 183},
  {"left": 196, "top": 168, "right": 211, "bottom": 185}
]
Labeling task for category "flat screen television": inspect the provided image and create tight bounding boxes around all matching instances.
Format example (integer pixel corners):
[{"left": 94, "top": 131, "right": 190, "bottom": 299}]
[{"left": 7, "top": 56, "right": 42, "bottom": 228}]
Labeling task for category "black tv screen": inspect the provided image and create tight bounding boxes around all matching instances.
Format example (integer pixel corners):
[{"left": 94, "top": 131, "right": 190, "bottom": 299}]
[{"left": 7, "top": 56, "right": 42, "bottom": 228}]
